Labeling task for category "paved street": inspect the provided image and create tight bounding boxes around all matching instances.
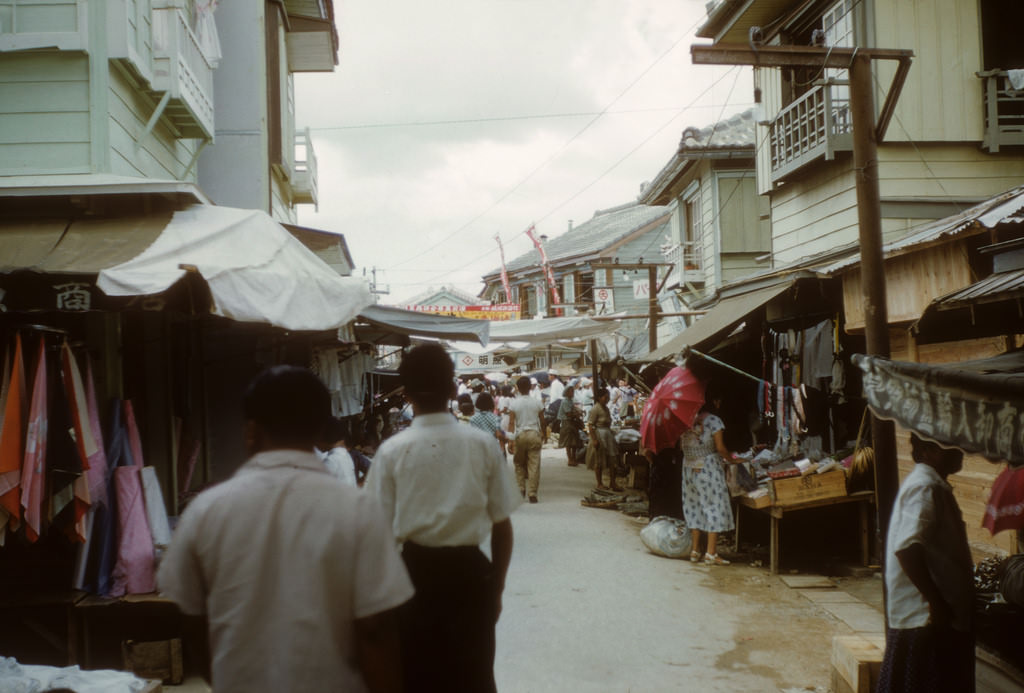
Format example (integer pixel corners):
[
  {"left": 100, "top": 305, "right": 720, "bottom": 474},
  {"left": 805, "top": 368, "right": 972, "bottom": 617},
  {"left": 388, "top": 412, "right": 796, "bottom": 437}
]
[{"left": 494, "top": 446, "right": 881, "bottom": 693}]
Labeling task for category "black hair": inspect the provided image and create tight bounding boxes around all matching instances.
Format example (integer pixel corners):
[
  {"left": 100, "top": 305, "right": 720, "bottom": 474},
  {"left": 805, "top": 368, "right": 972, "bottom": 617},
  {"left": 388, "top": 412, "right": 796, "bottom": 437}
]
[
  {"left": 400, "top": 344, "right": 455, "bottom": 409},
  {"left": 476, "top": 392, "right": 495, "bottom": 411},
  {"left": 595, "top": 387, "right": 609, "bottom": 401},
  {"left": 516, "top": 377, "right": 531, "bottom": 395},
  {"left": 320, "top": 416, "right": 349, "bottom": 446},
  {"left": 244, "top": 366, "right": 331, "bottom": 448}
]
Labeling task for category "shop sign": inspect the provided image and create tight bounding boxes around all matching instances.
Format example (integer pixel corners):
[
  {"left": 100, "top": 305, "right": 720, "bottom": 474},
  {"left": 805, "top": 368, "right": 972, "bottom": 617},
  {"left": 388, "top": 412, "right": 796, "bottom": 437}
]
[
  {"left": 594, "top": 286, "right": 614, "bottom": 313},
  {"left": 402, "top": 303, "right": 521, "bottom": 320},
  {"left": 633, "top": 279, "right": 650, "bottom": 300}
]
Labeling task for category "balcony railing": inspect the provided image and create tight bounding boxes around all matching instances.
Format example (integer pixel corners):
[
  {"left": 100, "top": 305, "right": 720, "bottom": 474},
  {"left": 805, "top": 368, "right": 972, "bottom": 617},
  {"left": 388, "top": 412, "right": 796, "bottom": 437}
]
[
  {"left": 978, "top": 70, "right": 1024, "bottom": 153},
  {"left": 662, "top": 240, "right": 703, "bottom": 283},
  {"left": 151, "top": 4, "right": 214, "bottom": 139},
  {"left": 769, "top": 81, "right": 853, "bottom": 181},
  {"left": 292, "top": 127, "right": 319, "bottom": 209}
]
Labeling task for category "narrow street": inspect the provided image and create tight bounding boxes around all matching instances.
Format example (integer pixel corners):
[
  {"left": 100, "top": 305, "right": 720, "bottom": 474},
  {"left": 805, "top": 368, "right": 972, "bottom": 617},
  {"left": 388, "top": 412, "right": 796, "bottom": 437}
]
[{"left": 495, "top": 446, "right": 881, "bottom": 693}]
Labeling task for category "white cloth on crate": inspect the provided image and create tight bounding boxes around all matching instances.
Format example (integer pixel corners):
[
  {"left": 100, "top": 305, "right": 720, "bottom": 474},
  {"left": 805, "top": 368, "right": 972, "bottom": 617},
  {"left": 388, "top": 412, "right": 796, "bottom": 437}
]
[
  {"left": 368, "top": 412, "right": 521, "bottom": 547},
  {"left": 508, "top": 394, "right": 544, "bottom": 433},
  {"left": 157, "top": 450, "right": 412, "bottom": 693},
  {"left": 884, "top": 463, "right": 974, "bottom": 632},
  {"left": 318, "top": 446, "right": 358, "bottom": 486}
]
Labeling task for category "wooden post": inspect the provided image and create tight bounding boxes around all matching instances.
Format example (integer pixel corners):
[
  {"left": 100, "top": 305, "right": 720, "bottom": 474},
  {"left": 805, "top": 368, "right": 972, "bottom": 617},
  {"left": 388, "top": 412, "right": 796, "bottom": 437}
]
[
  {"left": 849, "top": 54, "right": 899, "bottom": 583},
  {"left": 648, "top": 264, "right": 658, "bottom": 353}
]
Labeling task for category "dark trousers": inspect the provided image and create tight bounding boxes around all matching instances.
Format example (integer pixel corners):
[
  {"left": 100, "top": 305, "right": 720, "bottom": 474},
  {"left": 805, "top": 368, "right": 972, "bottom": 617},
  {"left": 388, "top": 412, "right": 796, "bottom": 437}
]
[
  {"left": 400, "top": 542, "right": 497, "bottom": 693},
  {"left": 648, "top": 447, "right": 683, "bottom": 520},
  {"left": 877, "top": 625, "right": 975, "bottom": 693}
]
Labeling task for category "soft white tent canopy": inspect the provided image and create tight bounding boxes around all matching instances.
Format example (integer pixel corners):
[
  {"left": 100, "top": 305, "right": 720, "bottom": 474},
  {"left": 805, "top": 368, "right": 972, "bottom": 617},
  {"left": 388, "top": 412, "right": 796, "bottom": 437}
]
[
  {"left": 487, "top": 315, "right": 614, "bottom": 346},
  {"left": 97, "top": 205, "right": 374, "bottom": 331}
]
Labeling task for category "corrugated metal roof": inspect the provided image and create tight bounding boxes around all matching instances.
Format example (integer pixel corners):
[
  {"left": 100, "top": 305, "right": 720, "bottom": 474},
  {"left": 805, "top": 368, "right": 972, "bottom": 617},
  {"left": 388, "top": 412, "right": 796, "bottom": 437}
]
[
  {"left": 932, "top": 268, "right": 1024, "bottom": 309},
  {"left": 820, "top": 184, "right": 1024, "bottom": 275},
  {"left": 485, "top": 202, "right": 670, "bottom": 278}
]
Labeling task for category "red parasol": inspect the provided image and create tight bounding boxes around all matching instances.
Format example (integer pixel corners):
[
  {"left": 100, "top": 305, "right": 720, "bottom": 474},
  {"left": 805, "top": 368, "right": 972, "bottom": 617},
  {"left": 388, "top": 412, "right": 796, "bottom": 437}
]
[
  {"left": 983, "top": 465, "right": 1024, "bottom": 535},
  {"left": 639, "top": 366, "right": 706, "bottom": 453}
]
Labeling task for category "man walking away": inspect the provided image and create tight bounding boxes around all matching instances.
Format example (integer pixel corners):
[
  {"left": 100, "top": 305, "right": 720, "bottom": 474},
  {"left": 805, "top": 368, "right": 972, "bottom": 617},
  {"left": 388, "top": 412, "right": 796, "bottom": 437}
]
[
  {"left": 158, "top": 366, "right": 413, "bottom": 693},
  {"left": 877, "top": 434, "right": 975, "bottom": 693},
  {"left": 509, "top": 375, "right": 547, "bottom": 503},
  {"left": 369, "top": 344, "right": 521, "bottom": 693}
]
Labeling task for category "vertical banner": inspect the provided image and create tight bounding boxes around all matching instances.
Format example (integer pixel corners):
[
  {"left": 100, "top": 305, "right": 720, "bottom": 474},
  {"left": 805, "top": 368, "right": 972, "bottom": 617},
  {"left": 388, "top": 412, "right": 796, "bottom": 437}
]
[
  {"left": 524, "top": 224, "right": 562, "bottom": 315},
  {"left": 495, "top": 235, "right": 513, "bottom": 304}
]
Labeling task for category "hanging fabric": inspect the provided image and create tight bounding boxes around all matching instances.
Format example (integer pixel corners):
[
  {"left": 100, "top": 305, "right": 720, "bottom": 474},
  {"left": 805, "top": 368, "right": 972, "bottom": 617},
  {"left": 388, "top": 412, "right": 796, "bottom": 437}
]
[
  {"left": 0, "top": 333, "right": 27, "bottom": 542},
  {"left": 111, "top": 400, "right": 156, "bottom": 596},
  {"left": 60, "top": 344, "right": 95, "bottom": 541},
  {"left": 48, "top": 344, "right": 84, "bottom": 528},
  {"left": 83, "top": 400, "right": 126, "bottom": 596},
  {"left": 83, "top": 359, "right": 109, "bottom": 504},
  {"left": 20, "top": 338, "right": 47, "bottom": 543}
]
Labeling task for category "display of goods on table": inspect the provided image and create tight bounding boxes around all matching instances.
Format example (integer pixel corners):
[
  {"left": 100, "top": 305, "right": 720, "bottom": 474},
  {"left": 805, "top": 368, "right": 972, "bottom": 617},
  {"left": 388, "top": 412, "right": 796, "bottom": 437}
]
[{"left": 769, "top": 468, "right": 848, "bottom": 506}]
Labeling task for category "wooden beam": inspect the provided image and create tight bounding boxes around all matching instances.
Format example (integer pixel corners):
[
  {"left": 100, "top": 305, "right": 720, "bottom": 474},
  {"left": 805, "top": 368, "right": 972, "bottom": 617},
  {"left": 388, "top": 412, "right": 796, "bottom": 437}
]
[{"left": 691, "top": 43, "right": 913, "bottom": 70}]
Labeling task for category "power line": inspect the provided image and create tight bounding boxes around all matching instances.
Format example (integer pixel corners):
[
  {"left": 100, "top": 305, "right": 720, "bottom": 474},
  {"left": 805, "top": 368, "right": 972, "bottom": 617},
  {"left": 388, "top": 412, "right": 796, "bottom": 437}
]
[{"left": 308, "top": 105, "right": 752, "bottom": 131}]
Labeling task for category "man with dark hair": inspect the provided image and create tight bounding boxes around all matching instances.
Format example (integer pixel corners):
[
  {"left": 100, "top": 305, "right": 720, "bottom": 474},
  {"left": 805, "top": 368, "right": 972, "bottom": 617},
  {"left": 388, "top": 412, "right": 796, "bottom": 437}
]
[
  {"left": 877, "top": 434, "right": 975, "bottom": 693},
  {"left": 159, "top": 366, "right": 412, "bottom": 693},
  {"left": 509, "top": 374, "right": 547, "bottom": 502},
  {"left": 369, "top": 344, "right": 520, "bottom": 693}
]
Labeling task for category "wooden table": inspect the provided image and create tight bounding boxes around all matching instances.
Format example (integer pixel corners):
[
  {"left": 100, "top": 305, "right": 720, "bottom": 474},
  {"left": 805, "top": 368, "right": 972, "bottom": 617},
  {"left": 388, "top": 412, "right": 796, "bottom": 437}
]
[{"left": 736, "top": 490, "right": 875, "bottom": 574}]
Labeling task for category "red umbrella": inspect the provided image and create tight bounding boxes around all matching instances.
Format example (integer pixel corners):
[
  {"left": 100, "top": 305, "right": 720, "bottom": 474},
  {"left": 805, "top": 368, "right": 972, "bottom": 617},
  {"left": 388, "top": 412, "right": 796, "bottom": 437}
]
[
  {"left": 640, "top": 366, "right": 706, "bottom": 453},
  {"left": 983, "top": 465, "right": 1024, "bottom": 535}
]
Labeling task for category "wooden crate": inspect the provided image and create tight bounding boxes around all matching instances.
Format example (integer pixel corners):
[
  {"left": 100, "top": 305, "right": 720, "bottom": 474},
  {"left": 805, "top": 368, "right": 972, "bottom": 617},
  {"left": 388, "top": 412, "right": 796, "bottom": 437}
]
[
  {"left": 122, "top": 638, "right": 183, "bottom": 685},
  {"left": 770, "top": 468, "right": 847, "bottom": 506}
]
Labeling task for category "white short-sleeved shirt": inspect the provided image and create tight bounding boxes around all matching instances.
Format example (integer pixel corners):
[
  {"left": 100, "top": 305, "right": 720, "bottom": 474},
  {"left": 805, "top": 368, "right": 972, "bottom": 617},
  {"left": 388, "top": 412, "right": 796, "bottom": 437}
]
[
  {"left": 158, "top": 450, "right": 414, "bottom": 693},
  {"left": 318, "top": 446, "right": 357, "bottom": 486},
  {"left": 508, "top": 394, "right": 544, "bottom": 433},
  {"left": 368, "top": 413, "right": 521, "bottom": 547},
  {"left": 885, "top": 463, "right": 974, "bottom": 631}
]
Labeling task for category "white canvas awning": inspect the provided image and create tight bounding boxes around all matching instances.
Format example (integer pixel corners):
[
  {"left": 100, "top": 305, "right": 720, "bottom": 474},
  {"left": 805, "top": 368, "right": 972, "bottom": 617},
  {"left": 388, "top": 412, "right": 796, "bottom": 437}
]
[
  {"left": 96, "top": 205, "right": 374, "bottom": 331},
  {"left": 487, "top": 315, "right": 615, "bottom": 346}
]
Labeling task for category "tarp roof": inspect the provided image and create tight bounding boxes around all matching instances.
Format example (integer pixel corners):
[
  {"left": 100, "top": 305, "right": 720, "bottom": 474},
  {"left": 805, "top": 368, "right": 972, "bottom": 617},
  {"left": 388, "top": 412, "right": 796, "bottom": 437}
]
[
  {"left": 853, "top": 350, "right": 1024, "bottom": 466},
  {"left": 95, "top": 205, "right": 374, "bottom": 331},
  {"left": 910, "top": 267, "right": 1024, "bottom": 344},
  {"left": 488, "top": 315, "right": 616, "bottom": 346},
  {"left": 358, "top": 305, "right": 491, "bottom": 345},
  {"left": 643, "top": 281, "right": 794, "bottom": 362}
]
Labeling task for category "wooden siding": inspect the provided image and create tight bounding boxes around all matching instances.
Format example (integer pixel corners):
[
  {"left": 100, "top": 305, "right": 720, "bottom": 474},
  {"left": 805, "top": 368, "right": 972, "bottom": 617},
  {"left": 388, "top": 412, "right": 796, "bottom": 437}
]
[
  {"left": 889, "top": 331, "right": 1017, "bottom": 556},
  {"left": 271, "top": 173, "right": 296, "bottom": 222},
  {"left": 108, "top": 65, "right": 196, "bottom": 180},
  {"left": 0, "top": 52, "right": 90, "bottom": 174},
  {"left": 770, "top": 163, "right": 859, "bottom": 266},
  {"left": 717, "top": 172, "right": 766, "bottom": 253},
  {"left": 842, "top": 240, "right": 974, "bottom": 332},
  {"left": 873, "top": 0, "right": 984, "bottom": 143},
  {"left": 877, "top": 144, "right": 1024, "bottom": 200}
]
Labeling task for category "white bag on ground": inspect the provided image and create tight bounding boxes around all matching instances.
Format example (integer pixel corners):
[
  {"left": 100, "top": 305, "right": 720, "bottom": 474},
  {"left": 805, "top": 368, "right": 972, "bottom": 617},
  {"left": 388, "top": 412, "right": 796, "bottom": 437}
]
[{"left": 640, "top": 516, "right": 692, "bottom": 558}]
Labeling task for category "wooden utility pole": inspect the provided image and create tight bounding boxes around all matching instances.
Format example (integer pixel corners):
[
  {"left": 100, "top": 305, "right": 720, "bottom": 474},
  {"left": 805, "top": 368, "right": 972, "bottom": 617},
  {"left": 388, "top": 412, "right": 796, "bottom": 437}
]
[
  {"left": 591, "top": 262, "right": 673, "bottom": 353},
  {"left": 691, "top": 43, "right": 912, "bottom": 568}
]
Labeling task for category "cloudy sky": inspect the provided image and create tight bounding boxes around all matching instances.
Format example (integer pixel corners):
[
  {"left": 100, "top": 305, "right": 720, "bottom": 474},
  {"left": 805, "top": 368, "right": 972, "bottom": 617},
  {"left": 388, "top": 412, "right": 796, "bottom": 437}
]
[{"left": 295, "top": 0, "right": 752, "bottom": 304}]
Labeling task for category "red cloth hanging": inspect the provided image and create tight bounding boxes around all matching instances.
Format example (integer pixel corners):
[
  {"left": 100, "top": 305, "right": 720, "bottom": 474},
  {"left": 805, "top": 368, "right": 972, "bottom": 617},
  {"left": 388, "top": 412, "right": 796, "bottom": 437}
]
[
  {"left": 0, "top": 333, "right": 27, "bottom": 535},
  {"left": 20, "top": 338, "right": 47, "bottom": 543},
  {"left": 111, "top": 400, "right": 156, "bottom": 595},
  {"left": 83, "top": 360, "right": 109, "bottom": 505}
]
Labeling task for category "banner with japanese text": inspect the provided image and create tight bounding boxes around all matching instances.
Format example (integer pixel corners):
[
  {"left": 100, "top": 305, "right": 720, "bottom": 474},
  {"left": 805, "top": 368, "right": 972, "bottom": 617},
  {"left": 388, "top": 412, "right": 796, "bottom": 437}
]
[{"left": 402, "top": 303, "right": 521, "bottom": 321}]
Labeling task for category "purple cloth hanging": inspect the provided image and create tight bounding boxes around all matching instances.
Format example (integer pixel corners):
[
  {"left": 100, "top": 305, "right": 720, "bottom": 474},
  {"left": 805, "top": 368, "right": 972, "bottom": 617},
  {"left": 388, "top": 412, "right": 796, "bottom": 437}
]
[{"left": 110, "top": 401, "right": 155, "bottom": 596}]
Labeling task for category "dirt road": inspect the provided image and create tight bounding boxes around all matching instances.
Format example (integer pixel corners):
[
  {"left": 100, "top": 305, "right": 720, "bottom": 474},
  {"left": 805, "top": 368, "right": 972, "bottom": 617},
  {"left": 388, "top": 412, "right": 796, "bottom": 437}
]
[{"left": 494, "top": 447, "right": 853, "bottom": 692}]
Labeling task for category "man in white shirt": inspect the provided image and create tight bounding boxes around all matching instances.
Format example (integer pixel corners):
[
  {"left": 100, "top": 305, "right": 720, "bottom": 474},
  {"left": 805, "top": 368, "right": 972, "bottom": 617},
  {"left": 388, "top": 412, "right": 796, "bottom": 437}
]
[
  {"left": 317, "top": 416, "right": 358, "bottom": 486},
  {"left": 369, "top": 344, "right": 520, "bottom": 693},
  {"left": 877, "top": 434, "right": 975, "bottom": 693},
  {"left": 549, "top": 375, "right": 564, "bottom": 403},
  {"left": 158, "top": 366, "right": 413, "bottom": 693},
  {"left": 508, "top": 375, "right": 548, "bottom": 503}
]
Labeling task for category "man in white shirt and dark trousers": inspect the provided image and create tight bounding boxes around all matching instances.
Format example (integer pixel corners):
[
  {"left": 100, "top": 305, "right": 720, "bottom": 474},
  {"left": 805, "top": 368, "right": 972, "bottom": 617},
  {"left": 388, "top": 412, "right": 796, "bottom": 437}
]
[
  {"left": 369, "top": 344, "right": 521, "bottom": 693},
  {"left": 508, "top": 375, "right": 548, "bottom": 503},
  {"left": 877, "top": 434, "right": 975, "bottom": 693},
  {"left": 158, "top": 366, "right": 413, "bottom": 693}
]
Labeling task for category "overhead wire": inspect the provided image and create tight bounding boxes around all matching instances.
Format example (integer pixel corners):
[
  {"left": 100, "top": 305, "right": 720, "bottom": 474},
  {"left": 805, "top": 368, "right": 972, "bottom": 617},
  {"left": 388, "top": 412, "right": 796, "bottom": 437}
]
[{"left": 383, "top": 12, "right": 719, "bottom": 271}]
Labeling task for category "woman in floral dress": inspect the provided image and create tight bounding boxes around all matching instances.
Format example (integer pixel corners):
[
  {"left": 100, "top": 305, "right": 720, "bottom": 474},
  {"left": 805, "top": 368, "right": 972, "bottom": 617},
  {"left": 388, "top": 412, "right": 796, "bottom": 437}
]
[{"left": 681, "top": 394, "right": 736, "bottom": 565}]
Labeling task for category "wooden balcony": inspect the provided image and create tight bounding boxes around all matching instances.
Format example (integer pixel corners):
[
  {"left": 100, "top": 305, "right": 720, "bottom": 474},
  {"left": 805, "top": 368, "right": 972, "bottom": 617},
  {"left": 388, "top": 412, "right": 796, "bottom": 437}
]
[
  {"left": 978, "top": 70, "right": 1024, "bottom": 153},
  {"left": 769, "top": 82, "right": 853, "bottom": 182},
  {"left": 291, "top": 127, "right": 319, "bottom": 208},
  {"left": 150, "top": 4, "right": 214, "bottom": 139}
]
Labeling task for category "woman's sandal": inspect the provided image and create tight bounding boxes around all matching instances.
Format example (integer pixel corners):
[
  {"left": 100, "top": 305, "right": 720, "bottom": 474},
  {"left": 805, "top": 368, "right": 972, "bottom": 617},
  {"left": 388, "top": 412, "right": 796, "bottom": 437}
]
[
  {"left": 703, "top": 553, "right": 730, "bottom": 566},
  {"left": 689, "top": 551, "right": 701, "bottom": 563}
]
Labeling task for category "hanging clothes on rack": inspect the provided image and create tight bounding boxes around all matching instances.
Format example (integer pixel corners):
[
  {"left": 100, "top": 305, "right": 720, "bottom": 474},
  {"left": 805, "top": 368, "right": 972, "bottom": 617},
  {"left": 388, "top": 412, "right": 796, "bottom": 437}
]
[
  {"left": 61, "top": 344, "right": 96, "bottom": 542},
  {"left": 48, "top": 344, "right": 84, "bottom": 531},
  {"left": 20, "top": 338, "right": 48, "bottom": 543},
  {"left": 110, "top": 400, "right": 156, "bottom": 596},
  {"left": 0, "top": 333, "right": 27, "bottom": 542}
]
